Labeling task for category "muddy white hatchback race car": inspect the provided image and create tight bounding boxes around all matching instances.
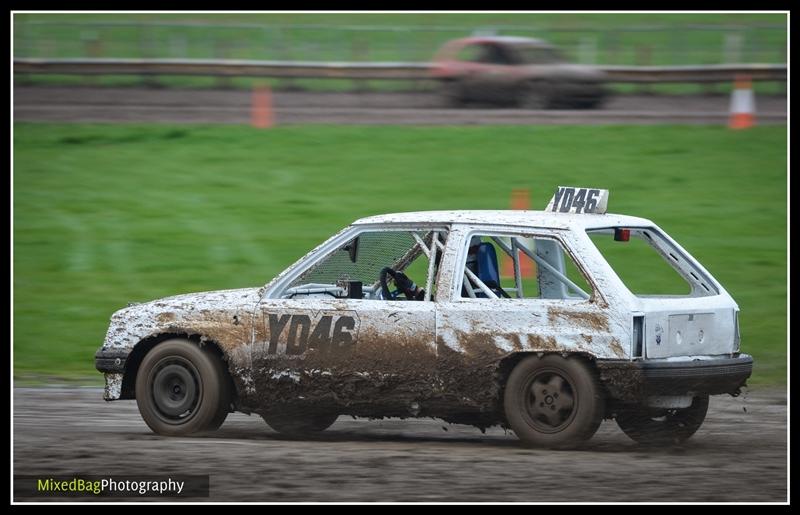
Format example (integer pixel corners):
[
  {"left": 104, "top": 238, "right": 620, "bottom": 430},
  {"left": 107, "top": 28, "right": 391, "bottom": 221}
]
[{"left": 96, "top": 187, "right": 752, "bottom": 448}]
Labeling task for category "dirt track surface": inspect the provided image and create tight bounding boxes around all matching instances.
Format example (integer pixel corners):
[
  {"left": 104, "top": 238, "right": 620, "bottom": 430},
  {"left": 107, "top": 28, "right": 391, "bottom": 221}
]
[
  {"left": 13, "top": 387, "right": 787, "bottom": 502},
  {"left": 14, "top": 87, "right": 787, "bottom": 125}
]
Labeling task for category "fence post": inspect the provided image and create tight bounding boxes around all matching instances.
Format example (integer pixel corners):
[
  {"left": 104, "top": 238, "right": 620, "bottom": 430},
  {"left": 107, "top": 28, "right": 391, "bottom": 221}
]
[
  {"left": 418, "top": 28, "right": 438, "bottom": 92},
  {"left": 16, "top": 18, "right": 33, "bottom": 84},
  {"left": 724, "top": 33, "right": 743, "bottom": 64},
  {"left": 716, "top": 32, "right": 745, "bottom": 96},
  {"left": 668, "top": 27, "right": 684, "bottom": 65},
  {"left": 276, "top": 27, "right": 298, "bottom": 91},
  {"left": 81, "top": 30, "right": 102, "bottom": 86},
  {"left": 606, "top": 30, "right": 620, "bottom": 65},
  {"left": 635, "top": 45, "right": 653, "bottom": 95},
  {"left": 578, "top": 36, "right": 597, "bottom": 65},
  {"left": 351, "top": 36, "right": 370, "bottom": 93},
  {"left": 138, "top": 25, "right": 161, "bottom": 89},
  {"left": 40, "top": 38, "right": 55, "bottom": 60},
  {"left": 215, "top": 39, "right": 233, "bottom": 89},
  {"left": 169, "top": 34, "right": 187, "bottom": 58}
]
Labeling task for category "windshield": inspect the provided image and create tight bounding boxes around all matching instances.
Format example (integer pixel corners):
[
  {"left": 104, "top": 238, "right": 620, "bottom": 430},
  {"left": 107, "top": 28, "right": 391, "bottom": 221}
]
[{"left": 280, "top": 229, "right": 447, "bottom": 301}]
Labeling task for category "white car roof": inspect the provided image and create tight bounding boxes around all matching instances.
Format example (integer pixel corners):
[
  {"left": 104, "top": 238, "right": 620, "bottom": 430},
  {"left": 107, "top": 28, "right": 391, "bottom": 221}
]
[{"left": 353, "top": 210, "right": 654, "bottom": 230}]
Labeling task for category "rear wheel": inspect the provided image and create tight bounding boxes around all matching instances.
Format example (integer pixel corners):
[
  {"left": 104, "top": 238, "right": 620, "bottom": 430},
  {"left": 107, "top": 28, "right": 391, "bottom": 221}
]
[
  {"left": 504, "top": 354, "right": 605, "bottom": 448},
  {"left": 615, "top": 395, "right": 709, "bottom": 445},
  {"left": 518, "top": 82, "right": 550, "bottom": 109},
  {"left": 261, "top": 409, "right": 339, "bottom": 435},
  {"left": 135, "top": 339, "right": 231, "bottom": 436}
]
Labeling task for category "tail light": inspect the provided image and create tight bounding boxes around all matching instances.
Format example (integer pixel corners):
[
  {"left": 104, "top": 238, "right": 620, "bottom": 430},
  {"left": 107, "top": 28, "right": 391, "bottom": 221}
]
[{"left": 733, "top": 311, "right": 741, "bottom": 353}]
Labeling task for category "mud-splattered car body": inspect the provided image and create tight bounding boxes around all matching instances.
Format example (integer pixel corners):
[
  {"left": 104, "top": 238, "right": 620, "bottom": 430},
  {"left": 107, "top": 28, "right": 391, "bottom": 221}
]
[
  {"left": 431, "top": 36, "right": 608, "bottom": 108},
  {"left": 96, "top": 206, "right": 752, "bottom": 444}
]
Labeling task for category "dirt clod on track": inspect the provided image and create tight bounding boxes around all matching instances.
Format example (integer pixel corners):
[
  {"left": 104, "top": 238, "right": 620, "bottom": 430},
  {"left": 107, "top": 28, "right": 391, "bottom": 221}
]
[{"left": 13, "top": 387, "right": 786, "bottom": 502}]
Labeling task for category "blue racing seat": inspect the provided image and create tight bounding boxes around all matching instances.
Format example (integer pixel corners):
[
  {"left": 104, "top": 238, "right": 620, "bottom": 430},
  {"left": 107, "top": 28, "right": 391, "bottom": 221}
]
[{"left": 476, "top": 243, "right": 511, "bottom": 298}]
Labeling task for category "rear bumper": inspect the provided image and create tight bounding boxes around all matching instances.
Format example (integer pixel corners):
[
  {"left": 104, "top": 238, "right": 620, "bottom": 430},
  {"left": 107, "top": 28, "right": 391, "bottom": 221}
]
[{"left": 597, "top": 355, "right": 753, "bottom": 402}]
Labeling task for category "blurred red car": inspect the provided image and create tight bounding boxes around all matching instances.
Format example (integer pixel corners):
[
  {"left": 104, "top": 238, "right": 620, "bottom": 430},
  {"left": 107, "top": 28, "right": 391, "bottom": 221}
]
[{"left": 431, "top": 36, "right": 608, "bottom": 109}]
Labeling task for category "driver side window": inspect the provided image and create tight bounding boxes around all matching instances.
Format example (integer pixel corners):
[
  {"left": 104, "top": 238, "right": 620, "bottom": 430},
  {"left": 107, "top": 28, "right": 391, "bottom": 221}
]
[{"left": 282, "top": 228, "right": 448, "bottom": 301}]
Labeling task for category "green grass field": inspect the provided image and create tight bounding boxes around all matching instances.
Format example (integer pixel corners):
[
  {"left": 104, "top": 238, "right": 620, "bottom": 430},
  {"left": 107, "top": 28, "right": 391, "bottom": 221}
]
[{"left": 13, "top": 123, "right": 786, "bottom": 385}]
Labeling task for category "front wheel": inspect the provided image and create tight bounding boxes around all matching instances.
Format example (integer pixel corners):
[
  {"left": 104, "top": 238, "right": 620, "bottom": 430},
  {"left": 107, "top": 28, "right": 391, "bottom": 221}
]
[
  {"left": 504, "top": 354, "right": 605, "bottom": 448},
  {"left": 135, "top": 339, "right": 232, "bottom": 436},
  {"left": 615, "top": 395, "right": 709, "bottom": 445},
  {"left": 439, "top": 80, "right": 465, "bottom": 107}
]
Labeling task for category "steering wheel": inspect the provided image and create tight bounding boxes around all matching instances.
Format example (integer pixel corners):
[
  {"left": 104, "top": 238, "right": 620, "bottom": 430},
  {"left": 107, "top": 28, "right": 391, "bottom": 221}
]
[
  {"left": 379, "top": 267, "right": 422, "bottom": 300},
  {"left": 379, "top": 267, "right": 402, "bottom": 300}
]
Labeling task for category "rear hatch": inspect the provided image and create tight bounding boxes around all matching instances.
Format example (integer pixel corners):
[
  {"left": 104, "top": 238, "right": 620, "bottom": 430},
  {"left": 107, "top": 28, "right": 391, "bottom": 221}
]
[
  {"left": 586, "top": 225, "right": 739, "bottom": 359},
  {"left": 641, "top": 304, "right": 738, "bottom": 358}
]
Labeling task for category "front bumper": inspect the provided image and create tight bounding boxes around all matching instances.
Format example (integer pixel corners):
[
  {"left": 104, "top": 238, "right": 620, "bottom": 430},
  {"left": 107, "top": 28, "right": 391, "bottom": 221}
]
[
  {"left": 597, "top": 355, "right": 753, "bottom": 402},
  {"left": 95, "top": 348, "right": 129, "bottom": 400},
  {"left": 95, "top": 348, "right": 128, "bottom": 373}
]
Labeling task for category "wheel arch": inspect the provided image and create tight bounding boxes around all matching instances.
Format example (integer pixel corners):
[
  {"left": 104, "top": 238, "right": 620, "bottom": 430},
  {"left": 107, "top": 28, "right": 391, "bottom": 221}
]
[
  {"left": 120, "top": 333, "right": 233, "bottom": 401},
  {"left": 439, "top": 77, "right": 466, "bottom": 106},
  {"left": 499, "top": 350, "right": 607, "bottom": 447},
  {"left": 495, "top": 351, "right": 601, "bottom": 417}
]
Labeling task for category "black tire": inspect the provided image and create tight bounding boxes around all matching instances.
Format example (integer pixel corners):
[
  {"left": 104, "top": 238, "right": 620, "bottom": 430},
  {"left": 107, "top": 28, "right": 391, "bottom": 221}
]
[
  {"left": 440, "top": 80, "right": 465, "bottom": 107},
  {"left": 504, "top": 354, "right": 605, "bottom": 449},
  {"left": 518, "top": 82, "right": 550, "bottom": 109},
  {"left": 261, "top": 409, "right": 339, "bottom": 435},
  {"left": 615, "top": 395, "right": 709, "bottom": 446},
  {"left": 135, "top": 339, "right": 232, "bottom": 436},
  {"left": 573, "top": 95, "right": 607, "bottom": 110}
]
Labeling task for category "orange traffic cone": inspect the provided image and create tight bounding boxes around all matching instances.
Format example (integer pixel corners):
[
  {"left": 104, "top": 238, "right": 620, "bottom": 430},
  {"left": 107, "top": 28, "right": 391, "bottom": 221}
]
[
  {"left": 502, "top": 189, "right": 535, "bottom": 278},
  {"left": 251, "top": 85, "right": 274, "bottom": 128},
  {"left": 729, "top": 75, "right": 755, "bottom": 129}
]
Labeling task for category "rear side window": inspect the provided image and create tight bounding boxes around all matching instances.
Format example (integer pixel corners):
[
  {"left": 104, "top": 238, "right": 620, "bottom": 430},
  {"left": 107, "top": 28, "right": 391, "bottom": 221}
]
[
  {"left": 587, "top": 227, "right": 718, "bottom": 298},
  {"left": 459, "top": 233, "right": 593, "bottom": 301}
]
